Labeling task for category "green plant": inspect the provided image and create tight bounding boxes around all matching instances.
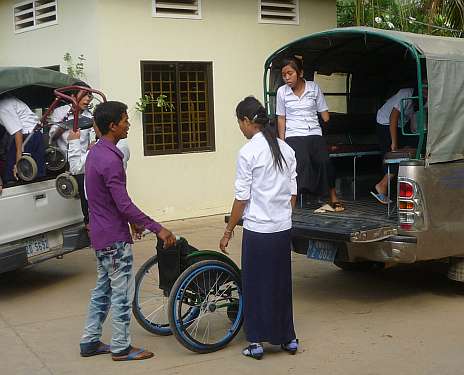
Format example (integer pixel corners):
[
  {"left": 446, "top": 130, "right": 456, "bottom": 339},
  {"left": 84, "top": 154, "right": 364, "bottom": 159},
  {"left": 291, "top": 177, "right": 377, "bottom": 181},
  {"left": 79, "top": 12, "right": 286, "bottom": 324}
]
[
  {"left": 63, "top": 52, "right": 86, "bottom": 79},
  {"left": 337, "top": 0, "right": 464, "bottom": 37},
  {"left": 135, "top": 93, "right": 175, "bottom": 113}
]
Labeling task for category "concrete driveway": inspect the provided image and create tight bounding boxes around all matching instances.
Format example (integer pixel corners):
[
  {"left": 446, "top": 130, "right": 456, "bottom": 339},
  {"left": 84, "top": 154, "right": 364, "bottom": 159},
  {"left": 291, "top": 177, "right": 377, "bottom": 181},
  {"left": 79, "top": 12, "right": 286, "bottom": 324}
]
[{"left": 1, "top": 215, "right": 463, "bottom": 375}]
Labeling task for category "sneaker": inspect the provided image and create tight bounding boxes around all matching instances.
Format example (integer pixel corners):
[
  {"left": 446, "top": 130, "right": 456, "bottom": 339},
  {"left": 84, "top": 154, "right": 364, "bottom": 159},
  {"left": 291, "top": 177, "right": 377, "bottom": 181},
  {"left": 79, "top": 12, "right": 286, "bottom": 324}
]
[
  {"left": 370, "top": 190, "right": 393, "bottom": 205},
  {"left": 242, "top": 343, "right": 264, "bottom": 360},
  {"left": 281, "top": 339, "right": 299, "bottom": 355}
]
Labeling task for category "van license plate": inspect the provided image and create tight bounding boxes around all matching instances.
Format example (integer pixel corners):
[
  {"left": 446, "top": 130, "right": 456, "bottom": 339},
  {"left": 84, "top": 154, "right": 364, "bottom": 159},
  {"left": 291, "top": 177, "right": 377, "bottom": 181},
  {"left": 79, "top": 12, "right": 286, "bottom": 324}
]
[
  {"left": 307, "top": 240, "right": 337, "bottom": 262},
  {"left": 26, "top": 235, "right": 49, "bottom": 258}
]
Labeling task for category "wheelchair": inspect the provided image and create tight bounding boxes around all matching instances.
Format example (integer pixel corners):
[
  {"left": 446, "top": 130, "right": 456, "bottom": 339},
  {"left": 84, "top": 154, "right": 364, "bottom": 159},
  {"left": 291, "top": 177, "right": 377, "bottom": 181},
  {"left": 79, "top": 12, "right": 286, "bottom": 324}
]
[
  {"left": 132, "top": 237, "right": 243, "bottom": 353},
  {"left": 16, "top": 85, "right": 105, "bottom": 195}
]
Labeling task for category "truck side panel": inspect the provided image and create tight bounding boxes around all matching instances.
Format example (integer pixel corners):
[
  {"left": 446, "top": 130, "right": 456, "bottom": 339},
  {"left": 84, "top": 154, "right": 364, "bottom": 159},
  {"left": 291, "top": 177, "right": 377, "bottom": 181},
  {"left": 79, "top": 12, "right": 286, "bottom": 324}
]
[{"left": 399, "top": 160, "right": 464, "bottom": 260}]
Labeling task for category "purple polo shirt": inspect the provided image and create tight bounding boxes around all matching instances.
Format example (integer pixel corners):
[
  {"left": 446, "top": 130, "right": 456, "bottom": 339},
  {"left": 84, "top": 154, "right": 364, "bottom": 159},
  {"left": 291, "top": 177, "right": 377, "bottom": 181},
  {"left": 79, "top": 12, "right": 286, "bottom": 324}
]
[{"left": 85, "top": 137, "right": 162, "bottom": 250}]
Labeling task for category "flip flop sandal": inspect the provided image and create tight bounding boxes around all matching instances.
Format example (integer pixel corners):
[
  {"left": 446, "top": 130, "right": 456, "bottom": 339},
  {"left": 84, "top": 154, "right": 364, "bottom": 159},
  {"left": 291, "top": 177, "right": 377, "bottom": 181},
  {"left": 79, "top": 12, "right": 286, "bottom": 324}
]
[
  {"left": 80, "top": 342, "right": 111, "bottom": 357},
  {"left": 242, "top": 343, "right": 264, "bottom": 360},
  {"left": 329, "top": 201, "right": 345, "bottom": 212},
  {"left": 281, "top": 339, "right": 299, "bottom": 355},
  {"left": 112, "top": 347, "right": 154, "bottom": 361},
  {"left": 370, "top": 191, "right": 392, "bottom": 204}
]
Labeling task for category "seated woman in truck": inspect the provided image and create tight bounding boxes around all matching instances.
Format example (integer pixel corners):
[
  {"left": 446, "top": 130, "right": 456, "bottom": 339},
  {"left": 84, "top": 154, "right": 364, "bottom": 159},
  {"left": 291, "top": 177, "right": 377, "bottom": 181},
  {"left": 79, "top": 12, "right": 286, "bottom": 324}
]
[
  {"left": 0, "top": 95, "right": 45, "bottom": 185},
  {"left": 276, "top": 57, "right": 344, "bottom": 211},
  {"left": 371, "top": 83, "right": 427, "bottom": 204}
]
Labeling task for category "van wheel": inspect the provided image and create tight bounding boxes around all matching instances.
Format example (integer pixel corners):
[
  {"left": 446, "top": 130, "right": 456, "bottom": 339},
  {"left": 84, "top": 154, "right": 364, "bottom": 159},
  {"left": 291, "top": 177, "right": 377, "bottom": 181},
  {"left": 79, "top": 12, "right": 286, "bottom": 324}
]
[{"left": 333, "top": 260, "right": 384, "bottom": 272}]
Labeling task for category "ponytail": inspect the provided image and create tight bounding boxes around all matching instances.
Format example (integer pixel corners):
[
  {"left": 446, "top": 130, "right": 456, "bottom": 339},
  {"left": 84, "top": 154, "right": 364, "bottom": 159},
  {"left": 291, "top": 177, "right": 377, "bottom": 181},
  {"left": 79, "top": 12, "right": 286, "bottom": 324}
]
[{"left": 236, "top": 96, "right": 287, "bottom": 172}]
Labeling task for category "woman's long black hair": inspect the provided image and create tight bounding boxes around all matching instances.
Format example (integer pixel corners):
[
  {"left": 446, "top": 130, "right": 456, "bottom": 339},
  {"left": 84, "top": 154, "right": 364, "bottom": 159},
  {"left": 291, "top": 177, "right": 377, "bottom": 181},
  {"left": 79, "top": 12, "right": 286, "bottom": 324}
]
[{"left": 236, "top": 96, "right": 287, "bottom": 171}]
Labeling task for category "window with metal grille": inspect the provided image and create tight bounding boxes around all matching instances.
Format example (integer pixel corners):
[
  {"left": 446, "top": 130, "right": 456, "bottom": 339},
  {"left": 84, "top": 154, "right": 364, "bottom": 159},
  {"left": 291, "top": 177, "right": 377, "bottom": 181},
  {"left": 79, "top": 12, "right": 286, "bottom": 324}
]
[
  {"left": 259, "top": 0, "right": 299, "bottom": 25},
  {"left": 141, "top": 61, "right": 215, "bottom": 155},
  {"left": 152, "top": 0, "right": 201, "bottom": 19},
  {"left": 13, "top": 0, "right": 57, "bottom": 33}
]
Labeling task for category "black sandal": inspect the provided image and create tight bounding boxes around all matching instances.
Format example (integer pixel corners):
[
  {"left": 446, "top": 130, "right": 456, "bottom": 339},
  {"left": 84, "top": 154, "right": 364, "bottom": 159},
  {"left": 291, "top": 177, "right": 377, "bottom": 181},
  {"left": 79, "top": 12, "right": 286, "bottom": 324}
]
[
  {"left": 242, "top": 343, "right": 264, "bottom": 360},
  {"left": 281, "top": 339, "right": 299, "bottom": 355}
]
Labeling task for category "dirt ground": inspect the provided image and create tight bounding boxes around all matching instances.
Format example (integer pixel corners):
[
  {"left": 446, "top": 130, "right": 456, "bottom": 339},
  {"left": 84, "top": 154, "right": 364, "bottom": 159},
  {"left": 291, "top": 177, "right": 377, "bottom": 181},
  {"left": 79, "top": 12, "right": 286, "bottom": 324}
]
[{"left": 1, "top": 215, "right": 463, "bottom": 375}]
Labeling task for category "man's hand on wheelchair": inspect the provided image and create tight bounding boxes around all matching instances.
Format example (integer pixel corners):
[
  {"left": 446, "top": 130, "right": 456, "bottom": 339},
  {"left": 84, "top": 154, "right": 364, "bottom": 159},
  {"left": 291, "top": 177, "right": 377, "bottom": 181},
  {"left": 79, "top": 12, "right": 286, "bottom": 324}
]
[{"left": 157, "top": 227, "right": 176, "bottom": 249}]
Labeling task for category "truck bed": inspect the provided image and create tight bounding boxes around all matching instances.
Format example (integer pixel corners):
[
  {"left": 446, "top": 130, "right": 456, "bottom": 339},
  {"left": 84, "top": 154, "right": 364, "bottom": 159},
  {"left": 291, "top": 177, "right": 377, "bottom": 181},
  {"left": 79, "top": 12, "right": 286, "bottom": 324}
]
[{"left": 292, "top": 197, "right": 398, "bottom": 243}]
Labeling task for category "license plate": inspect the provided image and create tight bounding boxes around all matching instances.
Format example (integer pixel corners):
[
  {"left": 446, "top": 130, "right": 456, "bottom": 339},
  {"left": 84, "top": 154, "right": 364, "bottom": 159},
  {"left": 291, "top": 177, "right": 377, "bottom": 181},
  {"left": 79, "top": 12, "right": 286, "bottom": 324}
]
[
  {"left": 26, "top": 235, "right": 49, "bottom": 258},
  {"left": 307, "top": 240, "right": 337, "bottom": 262}
]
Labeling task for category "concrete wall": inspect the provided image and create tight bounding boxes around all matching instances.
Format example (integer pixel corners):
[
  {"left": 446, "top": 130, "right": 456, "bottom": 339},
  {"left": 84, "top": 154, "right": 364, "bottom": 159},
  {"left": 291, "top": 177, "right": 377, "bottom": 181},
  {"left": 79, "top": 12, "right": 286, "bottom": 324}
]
[
  {"left": 0, "top": 0, "right": 100, "bottom": 86},
  {"left": 1, "top": 0, "right": 337, "bottom": 222}
]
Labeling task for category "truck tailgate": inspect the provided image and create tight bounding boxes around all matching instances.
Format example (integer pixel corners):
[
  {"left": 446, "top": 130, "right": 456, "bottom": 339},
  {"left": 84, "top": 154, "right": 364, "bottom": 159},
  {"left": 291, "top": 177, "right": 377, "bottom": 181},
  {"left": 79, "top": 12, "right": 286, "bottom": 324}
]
[
  {"left": 292, "top": 199, "right": 397, "bottom": 243},
  {"left": 0, "top": 180, "right": 82, "bottom": 245}
]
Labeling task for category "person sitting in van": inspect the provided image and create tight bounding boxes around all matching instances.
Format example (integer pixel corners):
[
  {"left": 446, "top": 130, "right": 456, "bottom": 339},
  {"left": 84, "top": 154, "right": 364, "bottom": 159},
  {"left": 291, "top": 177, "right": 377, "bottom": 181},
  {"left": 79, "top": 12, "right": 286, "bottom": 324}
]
[
  {"left": 371, "top": 87, "right": 416, "bottom": 204},
  {"left": 0, "top": 95, "right": 45, "bottom": 185}
]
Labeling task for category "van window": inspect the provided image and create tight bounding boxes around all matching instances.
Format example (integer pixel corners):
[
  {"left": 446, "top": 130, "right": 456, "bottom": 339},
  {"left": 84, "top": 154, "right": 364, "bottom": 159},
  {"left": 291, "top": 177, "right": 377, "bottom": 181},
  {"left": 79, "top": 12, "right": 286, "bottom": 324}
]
[{"left": 314, "top": 72, "right": 348, "bottom": 114}]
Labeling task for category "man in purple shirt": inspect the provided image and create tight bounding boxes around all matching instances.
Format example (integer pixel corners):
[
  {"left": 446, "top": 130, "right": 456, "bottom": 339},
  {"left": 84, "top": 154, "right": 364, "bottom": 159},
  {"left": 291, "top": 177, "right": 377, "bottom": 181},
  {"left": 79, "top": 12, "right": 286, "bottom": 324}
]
[{"left": 79, "top": 101, "right": 176, "bottom": 361}]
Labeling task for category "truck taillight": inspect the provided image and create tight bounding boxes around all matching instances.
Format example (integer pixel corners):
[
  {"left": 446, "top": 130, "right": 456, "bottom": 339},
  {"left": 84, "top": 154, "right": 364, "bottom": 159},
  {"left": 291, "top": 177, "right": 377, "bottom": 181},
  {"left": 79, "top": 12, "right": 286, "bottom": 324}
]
[
  {"left": 399, "top": 181, "right": 414, "bottom": 198},
  {"left": 399, "top": 201, "right": 414, "bottom": 210},
  {"left": 397, "top": 178, "right": 426, "bottom": 232}
]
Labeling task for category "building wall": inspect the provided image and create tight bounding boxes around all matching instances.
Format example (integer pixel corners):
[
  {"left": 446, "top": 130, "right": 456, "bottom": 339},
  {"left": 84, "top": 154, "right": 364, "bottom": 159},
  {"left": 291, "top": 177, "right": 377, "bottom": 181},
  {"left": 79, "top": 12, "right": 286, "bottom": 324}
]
[
  {"left": 0, "top": 0, "right": 100, "bottom": 86},
  {"left": 1, "top": 0, "right": 337, "bottom": 222},
  {"left": 94, "top": 0, "right": 336, "bottom": 222}
]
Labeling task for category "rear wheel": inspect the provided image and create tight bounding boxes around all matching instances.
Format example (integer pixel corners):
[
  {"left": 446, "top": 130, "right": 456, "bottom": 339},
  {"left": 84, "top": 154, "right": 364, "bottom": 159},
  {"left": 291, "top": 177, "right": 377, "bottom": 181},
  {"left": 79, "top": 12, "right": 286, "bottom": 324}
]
[
  {"left": 168, "top": 260, "right": 243, "bottom": 353},
  {"left": 334, "top": 260, "right": 384, "bottom": 272},
  {"left": 132, "top": 256, "right": 172, "bottom": 336}
]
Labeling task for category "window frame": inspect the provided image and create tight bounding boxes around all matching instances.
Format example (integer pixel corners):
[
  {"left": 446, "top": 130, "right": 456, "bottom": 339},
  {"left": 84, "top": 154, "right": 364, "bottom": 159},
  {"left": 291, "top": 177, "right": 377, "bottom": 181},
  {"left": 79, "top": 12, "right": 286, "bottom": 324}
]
[
  {"left": 152, "top": 0, "right": 202, "bottom": 20},
  {"left": 13, "top": 0, "right": 58, "bottom": 34},
  {"left": 258, "top": 0, "right": 299, "bottom": 25},
  {"left": 140, "top": 60, "right": 215, "bottom": 156}
]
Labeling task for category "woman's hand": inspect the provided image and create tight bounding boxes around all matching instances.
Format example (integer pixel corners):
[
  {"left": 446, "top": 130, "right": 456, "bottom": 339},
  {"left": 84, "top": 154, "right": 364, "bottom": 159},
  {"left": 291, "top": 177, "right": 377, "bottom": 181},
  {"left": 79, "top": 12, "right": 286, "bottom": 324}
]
[{"left": 219, "top": 234, "right": 230, "bottom": 254}]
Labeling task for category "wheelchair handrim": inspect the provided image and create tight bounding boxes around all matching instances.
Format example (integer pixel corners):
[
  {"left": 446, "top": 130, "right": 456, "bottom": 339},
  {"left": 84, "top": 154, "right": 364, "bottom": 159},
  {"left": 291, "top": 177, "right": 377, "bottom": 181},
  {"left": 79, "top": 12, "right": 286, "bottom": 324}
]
[{"left": 171, "top": 263, "right": 243, "bottom": 351}]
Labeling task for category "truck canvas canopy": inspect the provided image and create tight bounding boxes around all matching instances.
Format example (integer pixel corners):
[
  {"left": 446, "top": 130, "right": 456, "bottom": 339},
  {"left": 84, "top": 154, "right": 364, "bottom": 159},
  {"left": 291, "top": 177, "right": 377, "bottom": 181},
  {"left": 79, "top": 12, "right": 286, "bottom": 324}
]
[
  {"left": 0, "top": 66, "right": 78, "bottom": 108},
  {"left": 264, "top": 27, "right": 464, "bottom": 164}
]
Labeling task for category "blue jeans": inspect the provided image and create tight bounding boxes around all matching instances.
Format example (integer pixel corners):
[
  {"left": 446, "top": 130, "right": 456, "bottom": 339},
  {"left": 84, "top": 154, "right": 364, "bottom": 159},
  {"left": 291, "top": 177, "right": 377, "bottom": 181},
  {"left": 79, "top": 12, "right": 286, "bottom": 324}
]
[{"left": 80, "top": 242, "right": 134, "bottom": 355}]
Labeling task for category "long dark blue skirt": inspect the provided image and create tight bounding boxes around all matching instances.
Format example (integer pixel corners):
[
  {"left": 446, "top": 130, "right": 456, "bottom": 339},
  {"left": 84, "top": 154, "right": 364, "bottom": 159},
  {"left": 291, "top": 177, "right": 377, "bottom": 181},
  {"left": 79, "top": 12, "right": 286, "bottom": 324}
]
[
  {"left": 4, "top": 131, "right": 45, "bottom": 182},
  {"left": 241, "top": 228, "right": 296, "bottom": 345}
]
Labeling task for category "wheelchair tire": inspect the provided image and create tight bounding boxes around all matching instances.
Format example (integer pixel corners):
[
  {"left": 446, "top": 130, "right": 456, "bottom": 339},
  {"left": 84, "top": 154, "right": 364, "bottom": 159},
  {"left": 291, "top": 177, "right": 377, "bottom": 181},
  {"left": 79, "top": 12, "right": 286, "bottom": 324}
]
[
  {"left": 45, "top": 146, "right": 67, "bottom": 171},
  {"left": 168, "top": 260, "right": 243, "bottom": 354},
  {"left": 16, "top": 155, "right": 37, "bottom": 181},
  {"left": 132, "top": 255, "right": 172, "bottom": 336},
  {"left": 55, "top": 172, "right": 79, "bottom": 199}
]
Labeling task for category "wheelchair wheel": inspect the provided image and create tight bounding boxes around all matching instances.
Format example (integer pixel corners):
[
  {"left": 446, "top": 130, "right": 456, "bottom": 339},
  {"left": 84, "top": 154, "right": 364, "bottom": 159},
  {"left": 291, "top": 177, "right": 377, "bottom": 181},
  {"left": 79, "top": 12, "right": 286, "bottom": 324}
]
[
  {"left": 55, "top": 172, "right": 79, "bottom": 199},
  {"left": 16, "top": 154, "right": 37, "bottom": 181},
  {"left": 45, "top": 146, "right": 66, "bottom": 171},
  {"left": 132, "top": 255, "right": 172, "bottom": 336},
  {"left": 168, "top": 260, "right": 243, "bottom": 353}
]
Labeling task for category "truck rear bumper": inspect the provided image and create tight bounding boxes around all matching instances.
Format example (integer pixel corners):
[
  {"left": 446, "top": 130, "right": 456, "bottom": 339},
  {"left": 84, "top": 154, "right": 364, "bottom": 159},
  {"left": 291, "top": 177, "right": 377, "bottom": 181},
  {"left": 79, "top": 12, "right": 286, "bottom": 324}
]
[
  {"left": 0, "top": 223, "right": 90, "bottom": 274},
  {"left": 0, "top": 245, "right": 28, "bottom": 273},
  {"left": 344, "top": 235, "right": 418, "bottom": 263}
]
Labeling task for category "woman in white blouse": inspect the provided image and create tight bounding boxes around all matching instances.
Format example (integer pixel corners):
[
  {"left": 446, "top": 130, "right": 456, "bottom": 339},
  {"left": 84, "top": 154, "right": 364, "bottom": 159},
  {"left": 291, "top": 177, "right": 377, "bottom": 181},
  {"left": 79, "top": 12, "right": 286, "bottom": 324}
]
[
  {"left": 220, "top": 96, "right": 298, "bottom": 360},
  {"left": 276, "top": 57, "right": 344, "bottom": 211}
]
